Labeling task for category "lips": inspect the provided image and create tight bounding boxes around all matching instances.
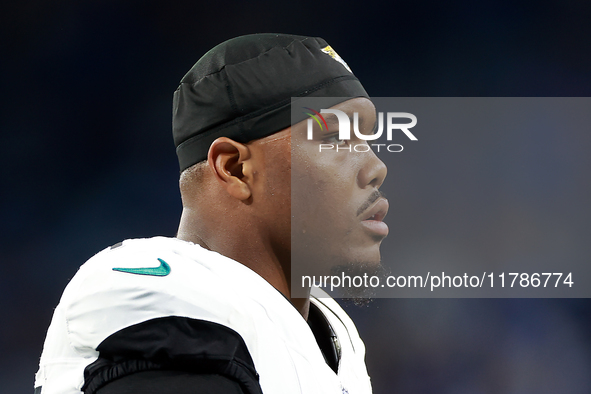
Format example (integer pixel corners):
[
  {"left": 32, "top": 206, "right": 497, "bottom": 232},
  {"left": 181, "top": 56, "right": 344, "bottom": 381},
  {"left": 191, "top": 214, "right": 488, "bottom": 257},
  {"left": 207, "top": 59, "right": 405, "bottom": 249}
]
[
  {"left": 361, "top": 198, "right": 389, "bottom": 222},
  {"left": 360, "top": 197, "right": 389, "bottom": 237}
]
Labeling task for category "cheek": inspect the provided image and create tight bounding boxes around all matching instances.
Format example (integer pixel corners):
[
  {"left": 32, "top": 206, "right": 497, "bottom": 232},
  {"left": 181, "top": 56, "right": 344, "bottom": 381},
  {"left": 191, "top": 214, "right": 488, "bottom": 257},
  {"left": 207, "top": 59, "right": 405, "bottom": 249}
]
[
  {"left": 292, "top": 163, "right": 355, "bottom": 235},
  {"left": 291, "top": 141, "right": 368, "bottom": 241},
  {"left": 292, "top": 146, "right": 359, "bottom": 204}
]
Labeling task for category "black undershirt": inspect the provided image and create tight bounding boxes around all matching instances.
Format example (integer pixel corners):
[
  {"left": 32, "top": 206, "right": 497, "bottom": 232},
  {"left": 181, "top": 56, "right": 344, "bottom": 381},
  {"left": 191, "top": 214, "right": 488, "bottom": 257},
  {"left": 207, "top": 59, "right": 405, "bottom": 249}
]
[
  {"left": 88, "top": 304, "right": 339, "bottom": 394},
  {"left": 96, "top": 371, "right": 245, "bottom": 394}
]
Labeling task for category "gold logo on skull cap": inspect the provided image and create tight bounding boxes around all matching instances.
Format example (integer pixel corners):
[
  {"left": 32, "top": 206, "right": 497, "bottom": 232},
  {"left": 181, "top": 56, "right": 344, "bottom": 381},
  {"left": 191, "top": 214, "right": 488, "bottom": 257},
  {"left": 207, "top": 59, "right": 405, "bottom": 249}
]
[{"left": 321, "top": 45, "right": 352, "bottom": 73}]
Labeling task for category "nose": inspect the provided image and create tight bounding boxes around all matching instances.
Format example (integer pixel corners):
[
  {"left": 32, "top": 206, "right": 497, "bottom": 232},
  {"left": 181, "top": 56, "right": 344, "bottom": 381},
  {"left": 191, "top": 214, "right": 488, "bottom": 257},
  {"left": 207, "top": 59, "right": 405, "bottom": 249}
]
[{"left": 357, "top": 148, "right": 387, "bottom": 189}]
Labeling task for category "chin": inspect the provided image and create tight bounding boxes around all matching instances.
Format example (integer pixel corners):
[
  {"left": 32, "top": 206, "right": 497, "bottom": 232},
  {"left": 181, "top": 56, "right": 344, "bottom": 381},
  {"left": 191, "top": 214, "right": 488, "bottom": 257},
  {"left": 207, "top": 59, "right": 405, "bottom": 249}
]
[
  {"left": 328, "top": 260, "right": 389, "bottom": 301},
  {"left": 346, "top": 246, "right": 382, "bottom": 267},
  {"left": 330, "top": 258, "right": 384, "bottom": 277},
  {"left": 291, "top": 241, "right": 383, "bottom": 279}
]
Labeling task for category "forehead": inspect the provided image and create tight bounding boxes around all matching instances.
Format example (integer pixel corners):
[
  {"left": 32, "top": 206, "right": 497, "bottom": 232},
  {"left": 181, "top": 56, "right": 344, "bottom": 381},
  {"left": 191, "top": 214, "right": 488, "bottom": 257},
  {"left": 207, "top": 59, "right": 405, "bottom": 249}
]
[
  {"left": 326, "top": 97, "right": 376, "bottom": 118},
  {"left": 309, "top": 97, "right": 376, "bottom": 124},
  {"left": 249, "top": 98, "right": 377, "bottom": 162}
]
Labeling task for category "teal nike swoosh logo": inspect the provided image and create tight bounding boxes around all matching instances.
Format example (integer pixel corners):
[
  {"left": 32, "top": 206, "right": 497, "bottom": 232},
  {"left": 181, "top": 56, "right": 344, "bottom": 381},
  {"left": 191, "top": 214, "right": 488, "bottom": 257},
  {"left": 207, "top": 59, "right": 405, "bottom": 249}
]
[{"left": 112, "top": 258, "right": 171, "bottom": 276}]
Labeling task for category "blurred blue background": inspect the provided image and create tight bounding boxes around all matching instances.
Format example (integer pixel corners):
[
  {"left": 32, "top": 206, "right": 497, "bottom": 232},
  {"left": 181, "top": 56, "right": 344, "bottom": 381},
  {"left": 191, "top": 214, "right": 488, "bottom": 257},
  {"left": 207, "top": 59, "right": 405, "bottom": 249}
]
[{"left": 1, "top": 1, "right": 590, "bottom": 393}]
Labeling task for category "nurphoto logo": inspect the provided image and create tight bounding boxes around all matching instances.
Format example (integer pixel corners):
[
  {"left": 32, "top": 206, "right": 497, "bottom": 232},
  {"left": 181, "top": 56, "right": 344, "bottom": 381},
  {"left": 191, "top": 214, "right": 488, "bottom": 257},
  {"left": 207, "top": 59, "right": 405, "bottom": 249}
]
[{"left": 304, "top": 108, "right": 418, "bottom": 152}]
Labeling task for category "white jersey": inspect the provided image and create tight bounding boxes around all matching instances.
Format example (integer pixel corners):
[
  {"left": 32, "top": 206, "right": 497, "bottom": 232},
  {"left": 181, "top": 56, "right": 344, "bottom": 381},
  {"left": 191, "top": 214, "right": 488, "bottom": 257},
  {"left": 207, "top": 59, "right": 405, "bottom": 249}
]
[{"left": 34, "top": 237, "right": 372, "bottom": 394}]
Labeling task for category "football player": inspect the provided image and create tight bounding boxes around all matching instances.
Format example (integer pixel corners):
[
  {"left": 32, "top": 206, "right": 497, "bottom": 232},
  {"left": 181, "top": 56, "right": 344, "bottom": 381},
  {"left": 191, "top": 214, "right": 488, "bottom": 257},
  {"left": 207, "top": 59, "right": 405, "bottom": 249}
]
[{"left": 34, "top": 33, "right": 388, "bottom": 394}]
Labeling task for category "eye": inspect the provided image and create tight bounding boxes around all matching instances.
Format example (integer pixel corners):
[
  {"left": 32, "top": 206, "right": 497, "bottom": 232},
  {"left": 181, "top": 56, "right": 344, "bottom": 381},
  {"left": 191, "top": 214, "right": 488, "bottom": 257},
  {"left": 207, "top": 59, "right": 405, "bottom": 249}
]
[{"left": 323, "top": 133, "right": 348, "bottom": 146}]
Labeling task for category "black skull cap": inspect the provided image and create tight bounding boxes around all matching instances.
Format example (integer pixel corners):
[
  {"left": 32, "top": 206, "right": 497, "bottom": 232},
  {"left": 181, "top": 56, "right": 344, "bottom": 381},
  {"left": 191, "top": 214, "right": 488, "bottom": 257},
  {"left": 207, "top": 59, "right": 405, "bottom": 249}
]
[{"left": 172, "top": 33, "right": 369, "bottom": 171}]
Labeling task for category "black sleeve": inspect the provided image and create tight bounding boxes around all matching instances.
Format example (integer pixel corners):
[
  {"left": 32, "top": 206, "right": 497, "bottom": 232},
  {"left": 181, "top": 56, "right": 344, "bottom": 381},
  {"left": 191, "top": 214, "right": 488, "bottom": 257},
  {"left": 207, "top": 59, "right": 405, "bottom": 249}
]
[
  {"left": 96, "top": 370, "right": 245, "bottom": 394},
  {"left": 82, "top": 316, "right": 262, "bottom": 394}
]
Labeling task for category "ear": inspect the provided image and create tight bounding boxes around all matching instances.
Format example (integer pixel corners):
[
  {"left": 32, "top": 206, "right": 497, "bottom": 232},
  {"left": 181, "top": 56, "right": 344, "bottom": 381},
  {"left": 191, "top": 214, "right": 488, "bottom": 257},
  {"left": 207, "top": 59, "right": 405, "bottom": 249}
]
[{"left": 207, "top": 137, "right": 253, "bottom": 200}]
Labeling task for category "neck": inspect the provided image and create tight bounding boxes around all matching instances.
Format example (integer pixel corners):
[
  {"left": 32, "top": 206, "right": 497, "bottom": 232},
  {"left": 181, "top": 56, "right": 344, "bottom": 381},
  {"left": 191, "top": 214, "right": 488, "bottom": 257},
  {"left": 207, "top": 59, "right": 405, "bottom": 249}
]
[{"left": 177, "top": 208, "right": 311, "bottom": 319}]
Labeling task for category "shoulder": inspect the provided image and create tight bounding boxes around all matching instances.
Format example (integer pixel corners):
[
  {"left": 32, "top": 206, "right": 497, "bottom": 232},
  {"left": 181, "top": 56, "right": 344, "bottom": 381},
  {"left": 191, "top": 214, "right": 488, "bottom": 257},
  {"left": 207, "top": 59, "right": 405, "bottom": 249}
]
[
  {"left": 37, "top": 237, "right": 272, "bottom": 393},
  {"left": 60, "top": 237, "right": 266, "bottom": 352}
]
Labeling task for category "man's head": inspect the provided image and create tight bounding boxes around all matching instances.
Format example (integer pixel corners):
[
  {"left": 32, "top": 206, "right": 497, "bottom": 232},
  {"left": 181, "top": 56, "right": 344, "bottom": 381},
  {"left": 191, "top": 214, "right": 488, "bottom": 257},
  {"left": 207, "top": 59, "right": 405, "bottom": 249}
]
[{"left": 174, "top": 34, "right": 388, "bottom": 297}]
